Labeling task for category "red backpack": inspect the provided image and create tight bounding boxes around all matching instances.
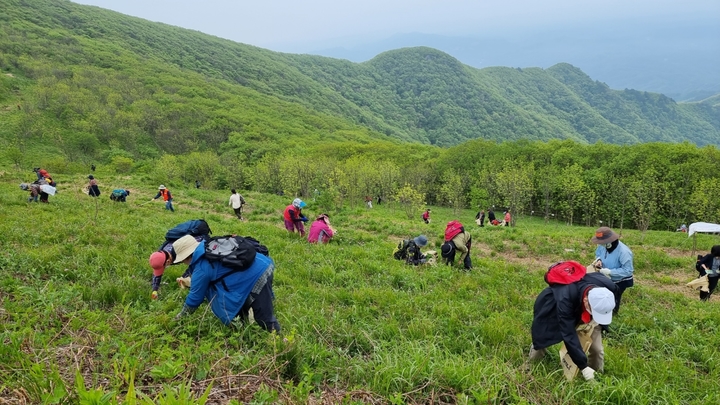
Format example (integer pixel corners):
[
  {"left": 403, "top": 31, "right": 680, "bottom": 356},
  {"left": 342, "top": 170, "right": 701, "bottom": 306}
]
[
  {"left": 544, "top": 261, "right": 587, "bottom": 286},
  {"left": 444, "top": 220, "right": 464, "bottom": 241}
]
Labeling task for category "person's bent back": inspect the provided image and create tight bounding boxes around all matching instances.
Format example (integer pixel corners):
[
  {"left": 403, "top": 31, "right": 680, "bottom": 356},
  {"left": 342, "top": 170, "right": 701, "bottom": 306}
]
[
  {"left": 173, "top": 235, "right": 280, "bottom": 332},
  {"left": 308, "top": 214, "right": 335, "bottom": 244}
]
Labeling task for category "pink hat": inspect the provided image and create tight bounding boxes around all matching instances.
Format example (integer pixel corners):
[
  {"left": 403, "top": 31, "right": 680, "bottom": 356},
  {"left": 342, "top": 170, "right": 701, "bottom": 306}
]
[{"left": 149, "top": 251, "right": 167, "bottom": 276}]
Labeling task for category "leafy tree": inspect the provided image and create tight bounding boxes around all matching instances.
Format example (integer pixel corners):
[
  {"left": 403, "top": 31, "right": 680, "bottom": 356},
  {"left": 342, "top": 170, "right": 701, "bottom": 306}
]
[
  {"left": 111, "top": 156, "right": 133, "bottom": 174},
  {"left": 152, "top": 154, "right": 181, "bottom": 185},
  {"left": 630, "top": 169, "right": 661, "bottom": 233},
  {"left": 689, "top": 178, "right": 720, "bottom": 223},
  {"left": 534, "top": 165, "right": 556, "bottom": 223},
  {"left": 438, "top": 170, "right": 466, "bottom": 214},
  {"left": 375, "top": 160, "right": 401, "bottom": 205},
  {"left": 181, "top": 151, "right": 220, "bottom": 188},
  {"left": 253, "top": 155, "right": 282, "bottom": 194},
  {"left": 395, "top": 185, "right": 425, "bottom": 220},
  {"left": 556, "top": 164, "right": 591, "bottom": 225},
  {"left": 494, "top": 161, "right": 535, "bottom": 226},
  {"left": 279, "top": 154, "right": 316, "bottom": 198}
]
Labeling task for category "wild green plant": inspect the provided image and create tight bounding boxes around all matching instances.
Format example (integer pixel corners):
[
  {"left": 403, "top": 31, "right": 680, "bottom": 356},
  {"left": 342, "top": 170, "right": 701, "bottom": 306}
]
[{"left": 1, "top": 167, "right": 720, "bottom": 403}]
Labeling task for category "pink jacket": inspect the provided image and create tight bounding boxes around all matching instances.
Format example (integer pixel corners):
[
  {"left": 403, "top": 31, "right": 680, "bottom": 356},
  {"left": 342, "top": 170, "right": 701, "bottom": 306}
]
[{"left": 308, "top": 219, "right": 334, "bottom": 244}]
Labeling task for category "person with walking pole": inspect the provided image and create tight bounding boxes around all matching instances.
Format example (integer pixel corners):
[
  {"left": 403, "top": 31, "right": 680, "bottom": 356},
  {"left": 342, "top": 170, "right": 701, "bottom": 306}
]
[{"left": 229, "top": 189, "right": 246, "bottom": 220}]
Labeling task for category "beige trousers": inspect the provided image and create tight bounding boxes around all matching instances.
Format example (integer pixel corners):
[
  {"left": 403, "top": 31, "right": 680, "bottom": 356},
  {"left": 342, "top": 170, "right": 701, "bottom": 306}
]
[{"left": 529, "top": 323, "right": 605, "bottom": 372}]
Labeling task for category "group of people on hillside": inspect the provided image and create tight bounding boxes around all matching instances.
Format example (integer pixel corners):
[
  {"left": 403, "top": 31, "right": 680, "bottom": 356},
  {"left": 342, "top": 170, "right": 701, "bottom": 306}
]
[
  {"left": 147, "top": 219, "right": 280, "bottom": 333},
  {"left": 528, "top": 226, "right": 636, "bottom": 381},
  {"left": 394, "top": 217, "right": 642, "bottom": 382},
  {"left": 283, "top": 198, "right": 337, "bottom": 244},
  {"left": 475, "top": 208, "right": 511, "bottom": 227},
  {"left": 393, "top": 220, "right": 473, "bottom": 270},
  {"left": 20, "top": 168, "right": 712, "bottom": 383},
  {"left": 20, "top": 167, "right": 57, "bottom": 203},
  {"left": 86, "top": 175, "right": 130, "bottom": 202}
]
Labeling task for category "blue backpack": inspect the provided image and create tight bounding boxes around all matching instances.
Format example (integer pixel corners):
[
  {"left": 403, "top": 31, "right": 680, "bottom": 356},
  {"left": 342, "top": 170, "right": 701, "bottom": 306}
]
[{"left": 164, "top": 219, "right": 212, "bottom": 242}]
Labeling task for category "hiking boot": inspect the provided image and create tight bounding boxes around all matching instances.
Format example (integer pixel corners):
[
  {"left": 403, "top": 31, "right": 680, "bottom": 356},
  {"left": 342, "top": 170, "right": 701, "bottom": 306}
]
[{"left": 528, "top": 344, "right": 546, "bottom": 362}]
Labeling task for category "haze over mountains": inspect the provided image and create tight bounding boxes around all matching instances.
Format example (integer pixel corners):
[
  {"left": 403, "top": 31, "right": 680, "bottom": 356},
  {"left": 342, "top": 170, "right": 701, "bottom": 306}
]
[
  {"left": 71, "top": 1, "right": 720, "bottom": 103},
  {"left": 300, "top": 17, "right": 720, "bottom": 103}
]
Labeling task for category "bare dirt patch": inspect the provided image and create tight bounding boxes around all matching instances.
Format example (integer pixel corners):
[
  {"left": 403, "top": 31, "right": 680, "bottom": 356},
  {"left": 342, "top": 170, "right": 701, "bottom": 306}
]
[{"left": 472, "top": 241, "right": 557, "bottom": 269}]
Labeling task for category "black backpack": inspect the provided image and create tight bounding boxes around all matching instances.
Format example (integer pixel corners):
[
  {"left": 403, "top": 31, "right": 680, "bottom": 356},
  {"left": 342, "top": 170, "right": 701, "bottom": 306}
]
[
  {"left": 393, "top": 240, "right": 411, "bottom": 260},
  {"left": 204, "top": 235, "right": 257, "bottom": 271},
  {"left": 205, "top": 235, "right": 270, "bottom": 291},
  {"left": 243, "top": 236, "right": 269, "bottom": 257}
]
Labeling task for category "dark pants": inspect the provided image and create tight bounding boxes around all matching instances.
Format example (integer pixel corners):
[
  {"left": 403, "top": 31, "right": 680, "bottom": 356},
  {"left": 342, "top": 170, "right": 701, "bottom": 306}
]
[
  {"left": 444, "top": 248, "right": 472, "bottom": 270},
  {"left": 613, "top": 279, "right": 634, "bottom": 314},
  {"left": 462, "top": 254, "right": 472, "bottom": 270},
  {"left": 700, "top": 276, "right": 719, "bottom": 301},
  {"left": 233, "top": 207, "right": 243, "bottom": 219},
  {"left": 237, "top": 273, "right": 280, "bottom": 332}
]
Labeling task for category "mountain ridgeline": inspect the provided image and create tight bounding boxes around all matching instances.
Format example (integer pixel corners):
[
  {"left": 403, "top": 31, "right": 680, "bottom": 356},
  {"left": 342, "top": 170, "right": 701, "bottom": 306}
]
[{"left": 0, "top": 0, "right": 719, "bottom": 161}]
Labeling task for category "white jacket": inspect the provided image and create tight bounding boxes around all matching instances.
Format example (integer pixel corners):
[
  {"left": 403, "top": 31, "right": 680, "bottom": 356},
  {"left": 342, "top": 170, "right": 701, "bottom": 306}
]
[{"left": 229, "top": 193, "right": 243, "bottom": 209}]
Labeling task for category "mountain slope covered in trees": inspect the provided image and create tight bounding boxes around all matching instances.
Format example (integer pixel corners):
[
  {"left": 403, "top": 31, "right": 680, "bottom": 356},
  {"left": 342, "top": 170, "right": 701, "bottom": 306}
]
[{"left": 0, "top": 0, "right": 719, "bottom": 162}]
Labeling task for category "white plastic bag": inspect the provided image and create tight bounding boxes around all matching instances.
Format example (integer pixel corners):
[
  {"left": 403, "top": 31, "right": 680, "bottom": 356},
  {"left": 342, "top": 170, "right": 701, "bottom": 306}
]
[{"left": 39, "top": 184, "right": 56, "bottom": 196}]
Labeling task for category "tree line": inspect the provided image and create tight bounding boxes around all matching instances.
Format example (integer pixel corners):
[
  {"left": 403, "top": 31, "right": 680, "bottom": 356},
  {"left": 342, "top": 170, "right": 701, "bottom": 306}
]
[{"left": 76, "top": 138, "right": 718, "bottom": 232}]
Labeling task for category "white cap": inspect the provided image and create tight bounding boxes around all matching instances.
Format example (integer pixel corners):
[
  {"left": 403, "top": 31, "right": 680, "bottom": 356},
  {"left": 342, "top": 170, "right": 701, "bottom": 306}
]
[
  {"left": 172, "top": 235, "right": 200, "bottom": 263},
  {"left": 588, "top": 287, "right": 615, "bottom": 325}
]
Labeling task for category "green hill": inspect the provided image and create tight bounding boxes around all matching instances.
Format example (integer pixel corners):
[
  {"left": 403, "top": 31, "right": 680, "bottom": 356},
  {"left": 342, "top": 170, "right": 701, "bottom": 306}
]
[{"left": 0, "top": 0, "right": 719, "bottom": 162}]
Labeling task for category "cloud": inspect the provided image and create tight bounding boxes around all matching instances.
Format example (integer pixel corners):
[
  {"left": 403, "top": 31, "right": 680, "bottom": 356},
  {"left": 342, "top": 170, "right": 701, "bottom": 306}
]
[{"left": 72, "top": 0, "right": 720, "bottom": 49}]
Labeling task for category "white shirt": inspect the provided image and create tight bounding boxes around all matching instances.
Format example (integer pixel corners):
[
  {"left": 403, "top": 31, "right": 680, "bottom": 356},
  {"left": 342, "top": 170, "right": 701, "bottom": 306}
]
[{"left": 229, "top": 193, "right": 243, "bottom": 209}]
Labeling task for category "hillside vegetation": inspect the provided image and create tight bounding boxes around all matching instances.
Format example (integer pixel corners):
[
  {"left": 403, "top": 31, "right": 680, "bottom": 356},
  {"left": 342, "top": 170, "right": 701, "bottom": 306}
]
[
  {"left": 1, "top": 0, "right": 719, "bottom": 162},
  {"left": 4, "top": 1, "right": 720, "bottom": 234},
  {"left": 1, "top": 168, "right": 719, "bottom": 403}
]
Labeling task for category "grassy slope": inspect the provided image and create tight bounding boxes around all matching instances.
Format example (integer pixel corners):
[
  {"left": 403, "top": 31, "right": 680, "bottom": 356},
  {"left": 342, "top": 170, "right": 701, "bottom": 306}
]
[{"left": 1, "top": 167, "right": 719, "bottom": 404}]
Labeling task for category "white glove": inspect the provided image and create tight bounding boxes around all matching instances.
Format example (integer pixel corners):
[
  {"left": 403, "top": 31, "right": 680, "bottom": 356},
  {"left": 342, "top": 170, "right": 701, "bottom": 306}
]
[
  {"left": 599, "top": 268, "right": 612, "bottom": 278},
  {"left": 581, "top": 367, "right": 595, "bottom": 381}
]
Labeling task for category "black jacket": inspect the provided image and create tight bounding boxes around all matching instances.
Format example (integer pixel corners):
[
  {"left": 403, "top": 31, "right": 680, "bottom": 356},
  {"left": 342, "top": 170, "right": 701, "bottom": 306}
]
[
  {"left": 394, "top": 240, "right": 425, "bottom": 265},
  {"left": 696, "top": 254, "right": 719, "bottom": 277},
  {"left": 531, "top": 272, "right": 618, "bottom": 370}
]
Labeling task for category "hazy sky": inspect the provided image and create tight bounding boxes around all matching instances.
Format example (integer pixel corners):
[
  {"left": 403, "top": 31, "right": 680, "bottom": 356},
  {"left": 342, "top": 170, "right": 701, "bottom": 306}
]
[{"left": 72, "top": 0, "right": 718, "bottom": 51}]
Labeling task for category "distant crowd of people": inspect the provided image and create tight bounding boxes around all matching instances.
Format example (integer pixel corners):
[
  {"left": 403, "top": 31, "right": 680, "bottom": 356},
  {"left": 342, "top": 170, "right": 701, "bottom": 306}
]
[{"left": 21, "top": 165, "right": 715, "bottom": 384}]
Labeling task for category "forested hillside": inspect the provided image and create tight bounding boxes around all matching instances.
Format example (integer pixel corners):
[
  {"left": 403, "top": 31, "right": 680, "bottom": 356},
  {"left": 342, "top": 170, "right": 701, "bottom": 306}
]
[
  {"left": 5, "top": 0, "right": 720, "bottom": 231},
  {"left": 1, "top": 0, "right": 719, "bottom": 160}
]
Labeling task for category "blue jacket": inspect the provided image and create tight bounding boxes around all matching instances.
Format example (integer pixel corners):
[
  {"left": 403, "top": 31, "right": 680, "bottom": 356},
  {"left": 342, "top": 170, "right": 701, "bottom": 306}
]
[
  {"left": 595, "top": 241, "right": 634, "bottom": 282},
  {"left": 184, "top": 242, "right": 273, "bottom": 325}
]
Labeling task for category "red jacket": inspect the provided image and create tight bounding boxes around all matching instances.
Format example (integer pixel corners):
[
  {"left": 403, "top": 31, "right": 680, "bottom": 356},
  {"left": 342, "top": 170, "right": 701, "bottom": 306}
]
[
  {"left": 154, "top": 189, "right": 172, "bottom": 201},
  {"left": 283, "top": 205, "right": 302, "bottom": 222}
]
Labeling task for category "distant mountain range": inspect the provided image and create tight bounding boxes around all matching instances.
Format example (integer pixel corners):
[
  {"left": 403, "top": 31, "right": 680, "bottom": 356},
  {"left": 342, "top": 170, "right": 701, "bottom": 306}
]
[
  {"left": 1, "top": 0, "right": 719, "bottom": 161},
  {"left": 304, "top": 18, "right": 720, "bottom": 102}
]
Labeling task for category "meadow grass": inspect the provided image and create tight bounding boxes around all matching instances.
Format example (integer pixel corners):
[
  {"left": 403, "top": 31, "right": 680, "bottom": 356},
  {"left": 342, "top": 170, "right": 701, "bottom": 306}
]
[{"left": 1, "top": 167, "right": 719, "bottom": 404}]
